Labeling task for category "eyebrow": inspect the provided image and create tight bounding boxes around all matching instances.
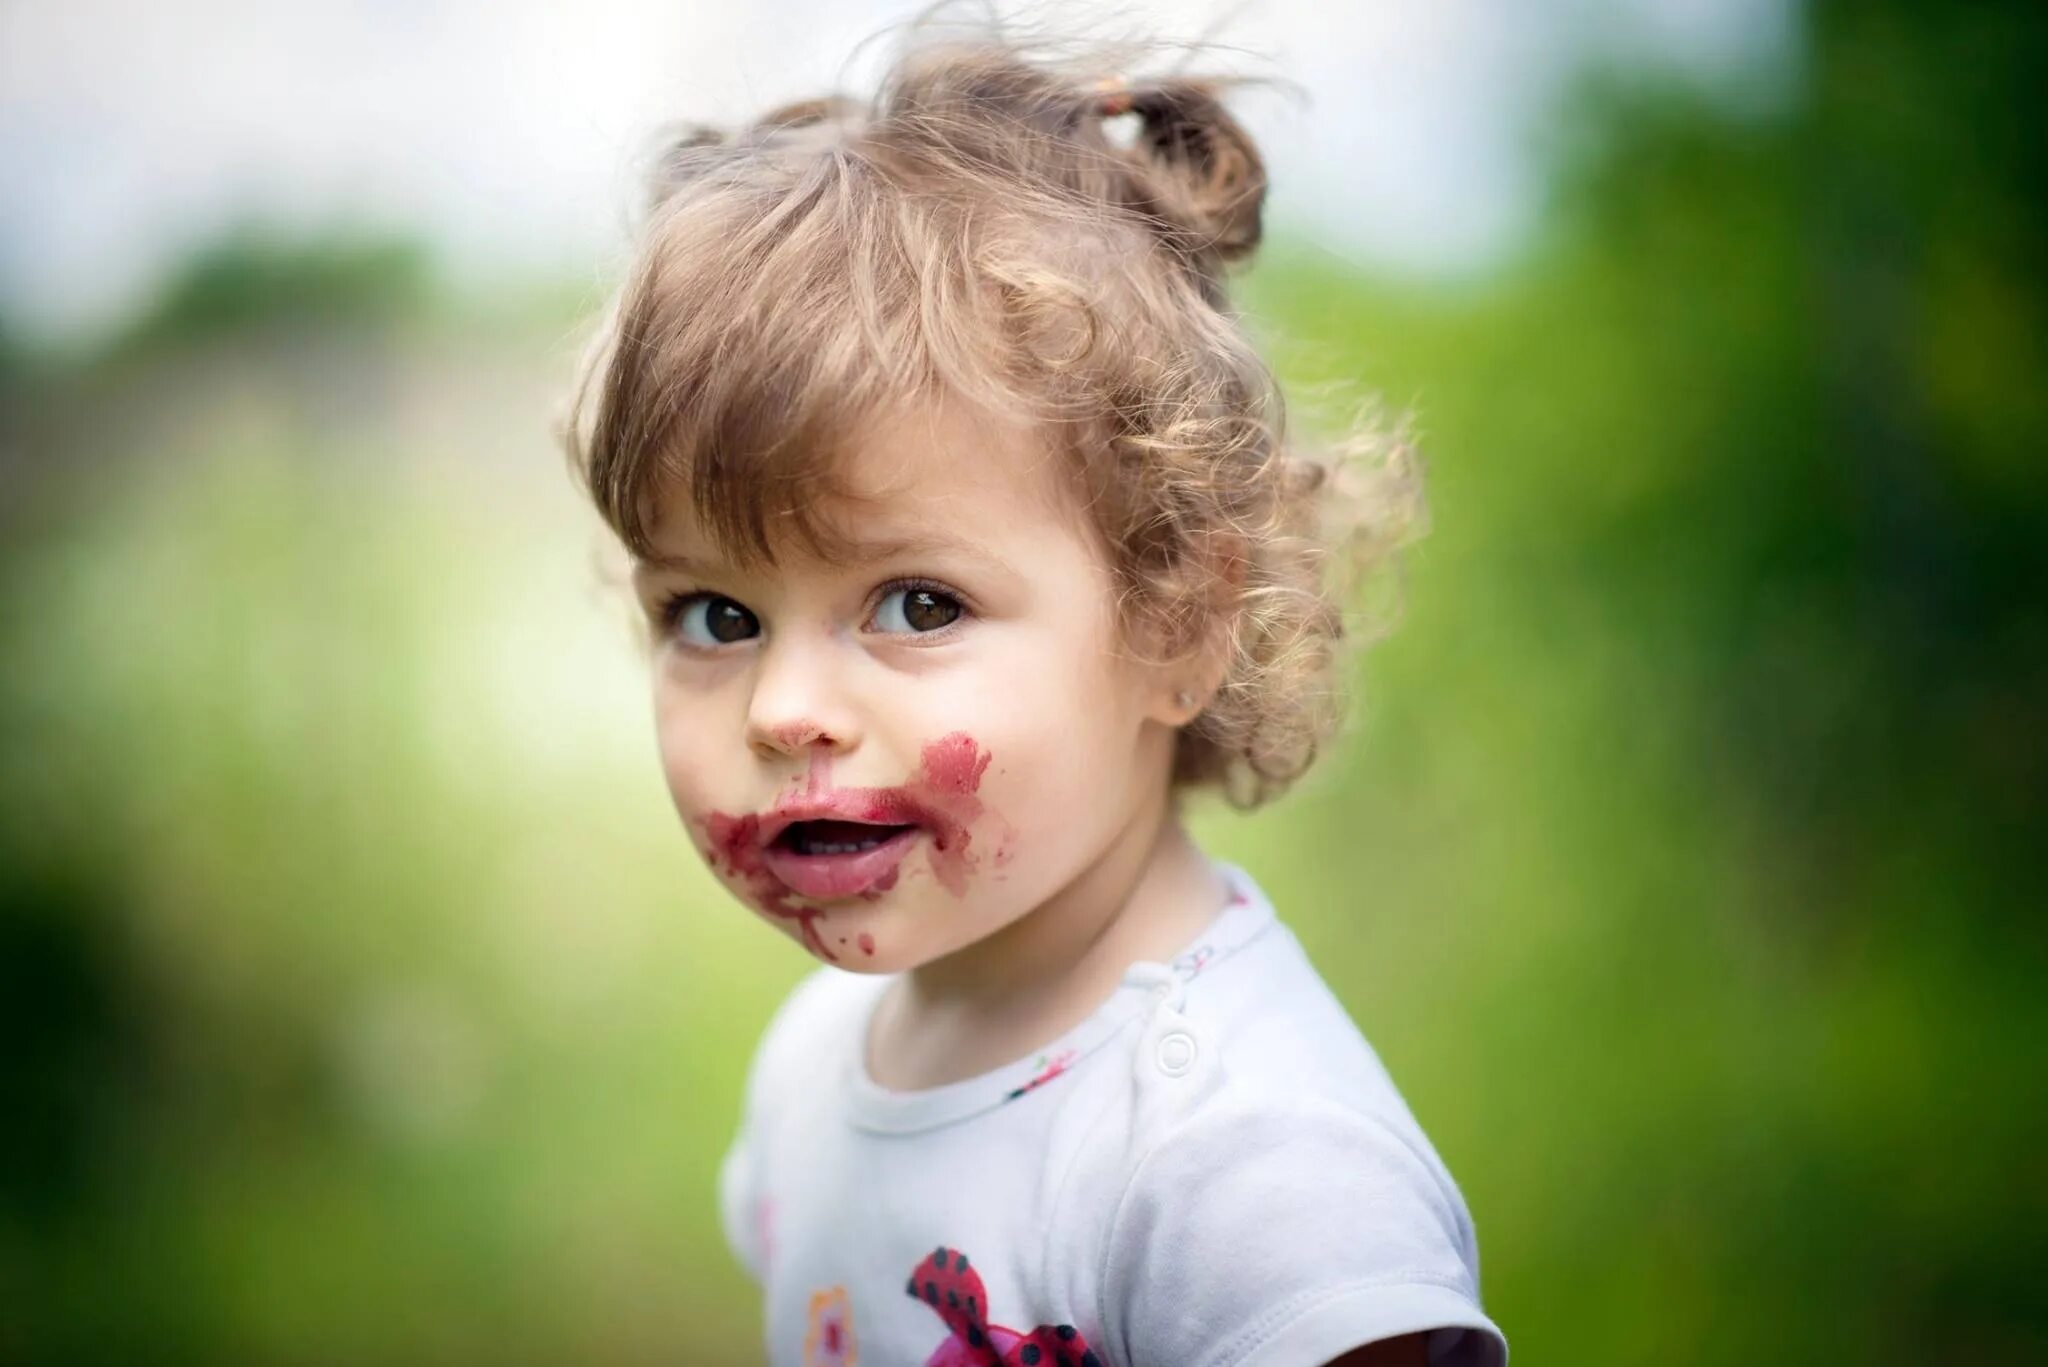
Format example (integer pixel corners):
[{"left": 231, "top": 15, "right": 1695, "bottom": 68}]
[
  {"left": 633, "top": 528, "right": 1015, "bottom": 576},
  {"left": 631, "top": 549, "right": 715, "bottom": 573}
]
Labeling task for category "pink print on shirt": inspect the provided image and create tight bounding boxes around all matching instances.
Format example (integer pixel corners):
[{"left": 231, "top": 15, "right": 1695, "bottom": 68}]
[
  {"left": 1002, "top": 1049, "right": 1078, "bottom": 1103},
  {"left": 907, "top": 1245, "right": 1100, "bottom": 1366}
]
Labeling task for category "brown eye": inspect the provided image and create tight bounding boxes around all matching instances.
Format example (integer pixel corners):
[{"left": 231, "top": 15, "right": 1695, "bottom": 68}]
[
  {"left": 672, "top": 593, "right": 760, "bottom": 646},
  {"left": 873, "top": 585, "right": 963, "bottom": 634}
]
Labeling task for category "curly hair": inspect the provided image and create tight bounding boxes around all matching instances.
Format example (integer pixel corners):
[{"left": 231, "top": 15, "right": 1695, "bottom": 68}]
[{"left": 557, "top": 7, "right": 1424, "bottom": 809}]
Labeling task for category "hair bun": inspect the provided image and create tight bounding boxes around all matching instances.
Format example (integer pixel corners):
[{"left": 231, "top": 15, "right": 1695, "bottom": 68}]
[{"left": 1112, "top": 77, "right": 1266, "bottom": 267}]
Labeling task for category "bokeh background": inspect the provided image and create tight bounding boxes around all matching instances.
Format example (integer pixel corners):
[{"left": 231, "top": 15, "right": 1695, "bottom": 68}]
[{"left": 3, "top": 1, "right": 2042, "bottom": 1363}]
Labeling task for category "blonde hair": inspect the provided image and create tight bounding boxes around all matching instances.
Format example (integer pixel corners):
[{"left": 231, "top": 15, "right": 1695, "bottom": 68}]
[{"left": 557, "top": 8, "right": 1424, "bottom": 809}]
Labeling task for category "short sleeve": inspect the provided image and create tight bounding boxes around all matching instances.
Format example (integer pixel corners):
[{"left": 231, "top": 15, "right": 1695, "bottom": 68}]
[
  {"left": 714, "top": 966, "right": 850, "bottom": 1285},
  {"left": 1101, "top": 1090, "right": 1507, "bottom": 1367},
  {"left": 716, "top": 1118, "right": 764, "bottom": 1282}
]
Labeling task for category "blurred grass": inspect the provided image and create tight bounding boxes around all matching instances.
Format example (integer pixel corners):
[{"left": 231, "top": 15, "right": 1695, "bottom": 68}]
[{"left": 2, "top": 3, "right": 2043, "bottom": 1363}]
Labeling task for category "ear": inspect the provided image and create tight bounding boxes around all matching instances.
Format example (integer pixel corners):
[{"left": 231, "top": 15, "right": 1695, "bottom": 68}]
[{"left": 1142, "top": 530, "right": 1247, "bottom": 727}]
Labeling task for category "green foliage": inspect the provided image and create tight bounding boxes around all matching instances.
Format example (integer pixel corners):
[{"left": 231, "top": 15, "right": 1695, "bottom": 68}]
[{"left": 105, "top": 223, "right": 435, "bottom": 360}]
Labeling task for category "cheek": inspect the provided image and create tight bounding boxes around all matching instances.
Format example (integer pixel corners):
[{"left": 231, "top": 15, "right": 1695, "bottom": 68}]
[
  {"left": 971, "top": 716, "right": 1131, "bottom": 859},
  {"left": 651, "top": 685, "right": 734, "bottom": 817},
  {"left": 977, "top": 639, "right": 1143, "bottom": 785},
  {"left": 911, "top": 671, "right": 1143, "bottom": 892},
  {"left": 653, "top": 727, "right": 705, "bottom": 821}
]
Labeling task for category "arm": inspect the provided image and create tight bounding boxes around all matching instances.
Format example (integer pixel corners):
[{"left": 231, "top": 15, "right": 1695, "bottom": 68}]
[{"left": 1325, "top": 1332, "right": 1430, "bottom": 1367}]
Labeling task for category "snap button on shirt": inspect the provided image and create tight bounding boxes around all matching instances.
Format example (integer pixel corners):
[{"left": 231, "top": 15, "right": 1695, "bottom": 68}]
[{"left": 1155, "top": 1029, "right": 1198, "bottom": 1076}]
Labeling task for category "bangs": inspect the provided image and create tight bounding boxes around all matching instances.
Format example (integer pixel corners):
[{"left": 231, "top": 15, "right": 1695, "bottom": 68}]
[
  {"left": 565, "top": 102, "right": 1153, "bottom": 572},
  {"left": 577, "top": 147, "right": 1012, "bottom": 569}
]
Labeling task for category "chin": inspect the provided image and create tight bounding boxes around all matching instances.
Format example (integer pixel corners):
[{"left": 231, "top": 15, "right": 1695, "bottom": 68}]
[
  {"left": 819, "top": 947, "right": 896, "bottom": 974},
  {"left": 806, "top": 907, "right": 964, "bottom": 977},
  {"left": 779, "top": 904, "right": 902, "bottom": 973}
]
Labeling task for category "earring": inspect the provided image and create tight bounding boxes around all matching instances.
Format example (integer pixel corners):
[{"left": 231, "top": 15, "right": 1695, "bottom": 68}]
[{"left": 1174, "top": 689, "right": 1195, "bottom": 709}]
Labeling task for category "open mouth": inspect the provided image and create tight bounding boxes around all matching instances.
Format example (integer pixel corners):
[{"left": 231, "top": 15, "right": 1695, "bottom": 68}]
[
  {"left": 772, "top": 819, "right": 919, "bottom": 856},
  {"left": 760, "top": 818, "right": 923, "bottom": 901}
]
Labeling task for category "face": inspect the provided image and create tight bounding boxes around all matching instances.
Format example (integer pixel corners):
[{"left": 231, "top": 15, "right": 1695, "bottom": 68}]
[{"left": 629, "top": 394, "right": 1182, "bottom": 974}]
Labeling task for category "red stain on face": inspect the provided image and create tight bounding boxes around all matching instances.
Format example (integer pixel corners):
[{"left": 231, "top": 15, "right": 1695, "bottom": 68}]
[
  {"left": 859, "top": 863, "right": 900, "bottom": 901},
  {"left": 702, "top": 810, "right": 839, "bottom": 962},
  {"left": 919, "top": 731, "right": 992, "bottom": 796},
  {"left": 772, "top": 722, "right": 829, "bottom": 752},
  {"left": 695, "top": 730, "right": 1012, "bottom": 959},
  {"left": 906, "top": 731, "right": 1001, "bottom": 897}
]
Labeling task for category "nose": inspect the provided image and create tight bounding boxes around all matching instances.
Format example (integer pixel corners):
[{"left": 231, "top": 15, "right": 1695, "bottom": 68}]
[{"left": 743, "top": 631, "right": 862, "bottom": 762}]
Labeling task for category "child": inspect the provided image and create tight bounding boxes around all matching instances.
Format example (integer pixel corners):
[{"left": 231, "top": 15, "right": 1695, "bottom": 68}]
[{"left": 558, "top": 15, "right": 1505, "bottom": 1367}]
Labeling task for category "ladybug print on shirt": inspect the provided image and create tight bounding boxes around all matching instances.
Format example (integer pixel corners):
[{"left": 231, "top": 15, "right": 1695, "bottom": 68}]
[{"left": 906, "top": 1246, "right": 1101, "bottom": 1366}]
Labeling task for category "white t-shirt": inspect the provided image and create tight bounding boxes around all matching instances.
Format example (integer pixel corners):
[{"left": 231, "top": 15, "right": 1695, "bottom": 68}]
[{"left": 717, "top": 859, "right": 1508, "bottom": 1367}]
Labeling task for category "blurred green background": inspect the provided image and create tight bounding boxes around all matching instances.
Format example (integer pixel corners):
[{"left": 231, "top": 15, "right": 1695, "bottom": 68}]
[{"left": 2, "top": 3, "right": 2043, "bottom": 1363}]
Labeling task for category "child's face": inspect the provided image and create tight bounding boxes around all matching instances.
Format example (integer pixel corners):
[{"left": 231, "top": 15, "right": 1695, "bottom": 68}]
[{"left": 630, "top": 396, "right": 1184, "bottom": 974}]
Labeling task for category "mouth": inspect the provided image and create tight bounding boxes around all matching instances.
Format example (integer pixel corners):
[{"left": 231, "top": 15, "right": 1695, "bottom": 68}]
[
  {"left": 759, "top": 818, "right": 923, "bottom": 901},
  {"left": 770, "top": 818, "right": 916, "bottom": 856}
]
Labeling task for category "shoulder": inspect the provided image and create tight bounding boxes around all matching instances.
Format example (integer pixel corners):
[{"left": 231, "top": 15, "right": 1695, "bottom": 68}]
[
  {"left": 1098, "top": 1081, "right": 1505, "bottom": 1367},
  {"left": 1175, "top": 869, "right": 1425, "bottom": 1113},
  {"left": 717, "top": 965, "right": 880, "bottom": 1280},
  {"left": 762, "top": 961, "right": 873, "bottom": 1051},
  {"left": 1083, "top": 867, "right": 1508, "bottom": 1367},
  {"left": 1180, "top": 880, "right": 1475, "bottom": 1218},
  {"left": 741, "top": 964, "right": 879, "bottom": 1117},
  {"left": 1109, "top": 1082, "right": 1479, "bottom": 1282}
]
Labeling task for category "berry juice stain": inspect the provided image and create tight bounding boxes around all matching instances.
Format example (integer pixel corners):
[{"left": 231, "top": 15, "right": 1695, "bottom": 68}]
[
  {"left": 695, "top": 731, "right": 1011, "bottom": 959},
  {"left": 701, "top": 810, "right": 839, "bottom": 962},
  {"left": 919, "top": 731, "right": 991, "bottom": 796},
  {"left": 903, "top": 732, "right": 1005, "bottom": 897}
]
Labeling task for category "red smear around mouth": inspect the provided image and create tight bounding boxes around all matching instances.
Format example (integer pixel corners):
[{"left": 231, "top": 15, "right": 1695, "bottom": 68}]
[
  {"left": 858, "top": 932, "right": 875, "bottom": 956},
  {"left": 920, "top": 731, "right": 991, "bottom": 796},
  {"left": 698, "top": 732, "right": 1010, "bottom": 956},
  {"left": 907, "top": 731, "right": 1006, "bottom": 897},
  {"left": 702, "top": 810, "right": 838, "bottom": 962},
  {"left": 859, "top": 863, "right": 900, "bottom": 902}
]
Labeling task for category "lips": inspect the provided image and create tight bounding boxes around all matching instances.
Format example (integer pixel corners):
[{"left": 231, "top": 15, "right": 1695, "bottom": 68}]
[
  {"left": 754, "top": 790, "right": 927, "bottom": 850},
  {"left": 762, "top": 824, "right": 920, "bottom": 901},
  {"left": 752, "top": 792, "right": 930, "bottom": 902}
]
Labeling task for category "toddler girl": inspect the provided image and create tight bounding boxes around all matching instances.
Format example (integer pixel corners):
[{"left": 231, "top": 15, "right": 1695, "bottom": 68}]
[{"left": 560, "top": 18, "right": 1505, "bottom": 1367}]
